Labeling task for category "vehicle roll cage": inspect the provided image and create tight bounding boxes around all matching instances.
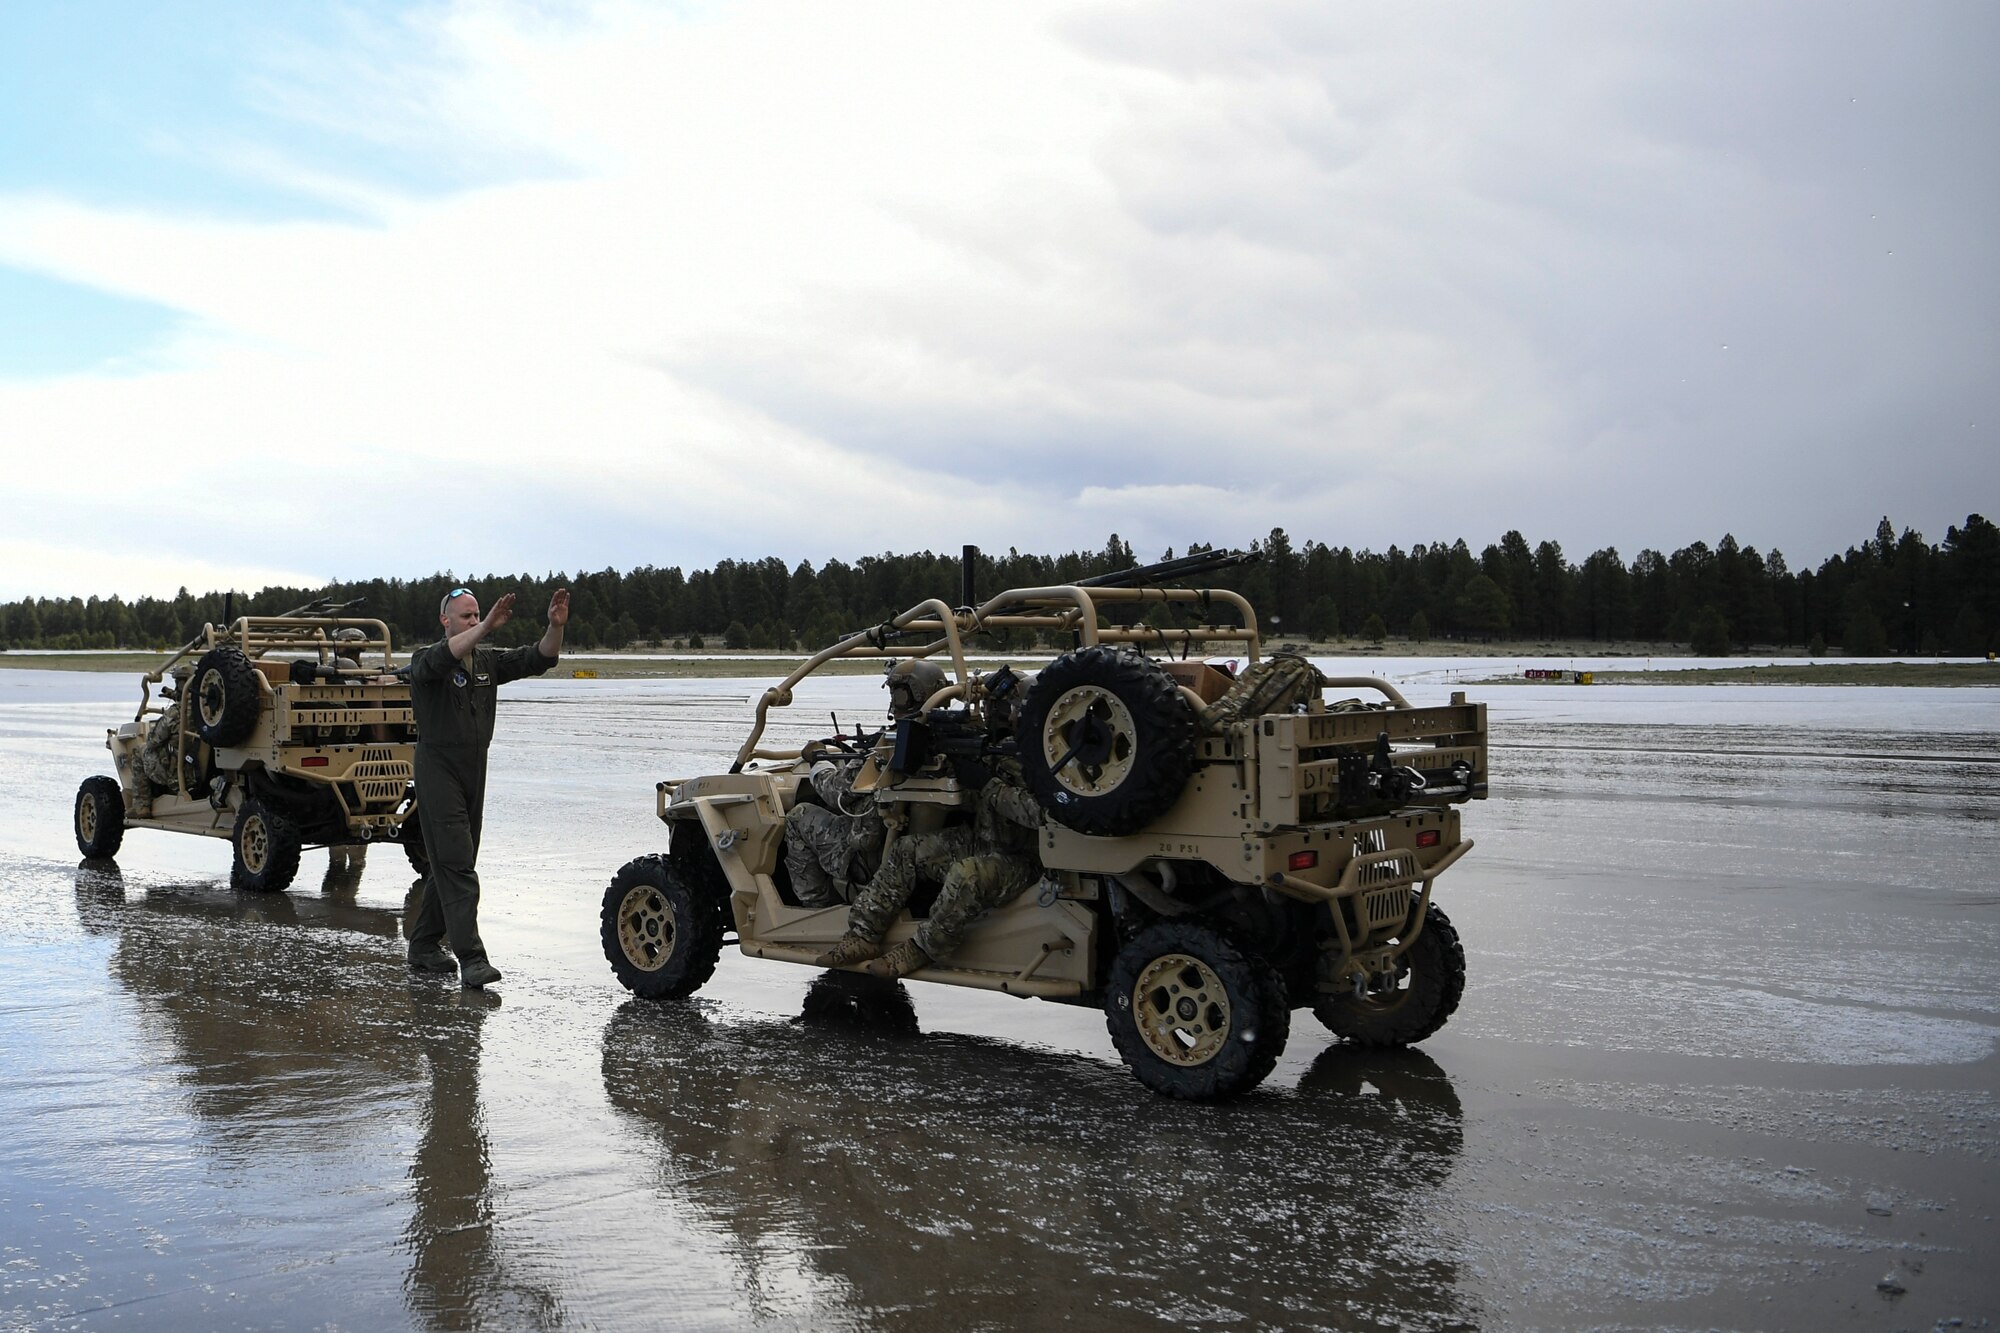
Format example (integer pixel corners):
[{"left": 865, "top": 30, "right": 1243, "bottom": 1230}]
[
  {"left": 135, "top": 616, "right": 400, "bottom": 724},
  {"left": 729, "top": 583, "right": 1263, "bottom": 772}
]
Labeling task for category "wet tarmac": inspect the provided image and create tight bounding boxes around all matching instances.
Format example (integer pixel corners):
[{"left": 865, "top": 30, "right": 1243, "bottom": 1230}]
[{"left": 3, "top": 667, "right": 1997, "bottom": 1331}]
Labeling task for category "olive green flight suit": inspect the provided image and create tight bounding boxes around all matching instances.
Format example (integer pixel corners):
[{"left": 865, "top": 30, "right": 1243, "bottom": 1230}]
[{"left": 407, "top": 638, "right": 556, "bottom": 962}]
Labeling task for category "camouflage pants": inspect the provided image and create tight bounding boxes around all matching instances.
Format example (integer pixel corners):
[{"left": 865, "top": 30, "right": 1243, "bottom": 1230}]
[
  {"left": 844, "top": 826, "right": 974, "bottom": 943},
  {"left": 1199, "top": 653, "right": 1326, "bottom": 731},
  {"left": 786, "top": 804, "right": 853, "bottom": 908},
  {"left": 139, "top": 703, "right": 182, "bottom": 791},
  {"left": 913, "top": 854, "right": 1041, "bottom": 961}
]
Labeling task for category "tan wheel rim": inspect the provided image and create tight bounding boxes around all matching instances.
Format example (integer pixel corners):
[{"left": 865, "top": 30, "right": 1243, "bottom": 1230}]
[
  {"left": 1041, "top": 685, "right": 1138, "bottom": 798},
  {"left": 617, "top": 884, "right": 675, "bottom": 972},
  {"left": 1132, "top": 952, "right": 1231, "bottom": 1067},
  {"left": 78, "top": 795, "right": 97, "bottom": 843},
  {"left": 240, "top": 814, "right": 269, "bottom": 874},
  {"left": 198, "top": 669, "right": 227, "bottom": 729}
]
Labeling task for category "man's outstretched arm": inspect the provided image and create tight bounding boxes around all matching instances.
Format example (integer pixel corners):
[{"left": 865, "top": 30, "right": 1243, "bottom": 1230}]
[{"left": 539, "top": 589, "right": 569, "bottom": 659}]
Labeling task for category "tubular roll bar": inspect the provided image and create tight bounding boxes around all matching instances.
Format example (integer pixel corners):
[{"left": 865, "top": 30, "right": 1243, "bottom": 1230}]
[
  {"left": 1320, "top": 676, "right": 1413, "bottom": 709},
  {"left": 728, "top": 585, "right": 1262, "bottom": 772},
  {"left": 136, "top": 616, "right": 400, "bottom": 723}
]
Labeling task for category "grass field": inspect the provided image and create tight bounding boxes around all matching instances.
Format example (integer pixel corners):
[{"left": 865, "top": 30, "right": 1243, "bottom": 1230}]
[{"left": 0, "top": 653, "right": 165, "bottom": 674}]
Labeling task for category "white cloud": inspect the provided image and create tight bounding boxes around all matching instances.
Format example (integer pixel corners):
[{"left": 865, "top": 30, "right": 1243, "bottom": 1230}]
[
  {"left": 0, "top": 537, "right": 324, "bottom": 604},
  {"left": 0, "top": 0, "right": 1991, "bottom": 601}
]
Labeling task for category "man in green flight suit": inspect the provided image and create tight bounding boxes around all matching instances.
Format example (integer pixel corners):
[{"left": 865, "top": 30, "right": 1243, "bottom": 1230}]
[{"left": 407, "top": 584, "right": 569, "bottom": 988}]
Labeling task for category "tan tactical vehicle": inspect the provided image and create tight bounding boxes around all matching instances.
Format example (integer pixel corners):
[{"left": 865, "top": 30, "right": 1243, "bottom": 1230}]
[
  {"left": 601, "top": 552, "right": 1488, "bottom": 1099},
  {"left": 73, "top": 603, "right": 426, "bottom": 893}
]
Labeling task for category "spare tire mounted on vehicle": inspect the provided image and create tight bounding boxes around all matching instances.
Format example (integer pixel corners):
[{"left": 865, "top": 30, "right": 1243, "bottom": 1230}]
[
  {"left": 1017, "top": 645, "right": 1197, "bottom": 837},
  {"left": 192, "top": 646, "right": 262, "bottom": 747}
]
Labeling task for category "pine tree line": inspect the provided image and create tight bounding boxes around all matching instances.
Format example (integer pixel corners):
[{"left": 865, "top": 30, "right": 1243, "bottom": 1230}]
[{"left": 4, "top": 515, "right": 1995, "bottom": 657}]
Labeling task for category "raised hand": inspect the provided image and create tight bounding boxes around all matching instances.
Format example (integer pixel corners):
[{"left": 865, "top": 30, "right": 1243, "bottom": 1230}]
[{"left": 547, "top": 588, "right": 570, "bottom": 627}]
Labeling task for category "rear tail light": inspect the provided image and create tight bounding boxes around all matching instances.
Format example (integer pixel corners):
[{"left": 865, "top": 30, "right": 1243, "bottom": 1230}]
[
  {"left": 301, "top": 756, "right": 329, "bottom": 768},
  {"left": 1416, "top": 829, "right": 1441, "bottom": 848},
  {"left": 1287, "top": 850, "right": 1318, "bottom": 871}
]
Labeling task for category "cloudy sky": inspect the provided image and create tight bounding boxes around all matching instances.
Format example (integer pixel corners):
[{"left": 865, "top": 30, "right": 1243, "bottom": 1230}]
[{"left": 1, "top": 0, "right": 1993, "bottom": 600}]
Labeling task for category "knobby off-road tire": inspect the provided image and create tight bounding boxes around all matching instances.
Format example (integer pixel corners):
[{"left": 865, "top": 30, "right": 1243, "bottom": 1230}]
[
  {"left": 1313, "top": 902, "right": 1466, "bottom": 1047},
  {"left": 1106, "top": 919, "right": 1290, "bottom": 1100},
  {"left": 192, "top": 646, "right": 262, "bottom": 747},
  {"left": 1018, "top": 646, "right": 1197, "bottom": 838},
  {"left": 601, "top": 853, "right": 727, "bottom": 1000},
  {"left": 74, "top": 775, "right": 126, "bottom": 858},
  {"left": 231, "top": 796, "right": 303, "bottom": 894}
]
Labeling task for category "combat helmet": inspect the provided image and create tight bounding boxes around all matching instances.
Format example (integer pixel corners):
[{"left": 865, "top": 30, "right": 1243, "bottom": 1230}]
[{"left": 884, "top": 659, "right": 949, "bottom": 719}]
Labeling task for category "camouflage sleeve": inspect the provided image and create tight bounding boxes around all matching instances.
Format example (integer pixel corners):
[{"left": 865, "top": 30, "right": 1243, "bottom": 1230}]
[
  {"left": 811, "top": 757, "right": 863, "bottom": 806},
  {"left": 491, "top": 642, "right": 558, "bottom": 686},
  {"left": 984, "top": 780, "right": 1045, "bottom": 830},
  {"left": 408, "top": 639, "right": 456, "bottom": 684}
]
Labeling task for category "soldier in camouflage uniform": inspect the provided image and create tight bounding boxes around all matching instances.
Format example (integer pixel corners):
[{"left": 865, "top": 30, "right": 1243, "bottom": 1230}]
[
  {"left": 816, "top": 762, "right": 1046, "bottom": 977},
  {"left": 793, "top": 656, "right": 947, "bottom": 917},
  {"left": 876, "top": 767, "right": 1045, "bottom": 978},
  {"left": 823, "top": 822, "right": 972, "bottom": 963},
  {"left": 332, "top": 626, "right": 367, "bottom": 668},
  {"left": 1197, "top": 652, "right": 1326, "bottom": 731},
  {"left": 784, "top": 757, "right": 885, "bottom": 908},
  {"left": 138, "top": 701, "right": 184, "bottom": 794},
  {"left": 136, "top": 665, "right": 196, "bottom": 807}
]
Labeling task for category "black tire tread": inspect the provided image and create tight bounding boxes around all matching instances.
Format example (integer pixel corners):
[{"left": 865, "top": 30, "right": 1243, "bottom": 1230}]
[
  {"left": 1105, "top": 918, "right": 1290, "bottom": 1101},
  {"left": 75, "top": 775, "right": 126, "bottom": 858},
  {"left": 1313, "top": 903, "right": 1465, "bottom": 1047},
  {"left": 231, "top": 797, "right": 302, "bottom": 894},
  {"left": 193, "top": 646, "right": 262, "bottom": 747},
  {"left": 601, "top": 852, "right": 728, "bottom": 1000}
]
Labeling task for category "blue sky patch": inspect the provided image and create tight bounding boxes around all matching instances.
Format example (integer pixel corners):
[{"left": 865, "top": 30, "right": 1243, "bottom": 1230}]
[
  {"left": 0, "top": 265, "right": 186, "bottom": 378},
  {"left": 0, "top": 1, "right": 553, "bottom": 224}
]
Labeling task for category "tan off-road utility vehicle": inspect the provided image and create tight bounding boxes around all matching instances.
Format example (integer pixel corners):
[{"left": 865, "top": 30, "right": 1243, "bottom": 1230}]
[
  {"left": 600, "top": 551, "right": 1488, "bottom": 1099},
  {"left": 73, "top": 601, "right": 427, "bottom": 893}
]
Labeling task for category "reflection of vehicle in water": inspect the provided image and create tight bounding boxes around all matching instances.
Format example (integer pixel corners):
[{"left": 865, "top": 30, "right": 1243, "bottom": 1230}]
[
  {"left": 797, "top": 969, "right": 921, "bottom": 1035},
  {"left": 601, "top": 550, "right": 1488, "bottom": 1098},
  {"left": 72, "top": 865, "right": 554, "bottom": 1333},
  {"left": 72, "top": 599, "right": 427, "bottom": 894},
  {"left": 599, "top": 994, "right": 1467, "bottom": 1328}
]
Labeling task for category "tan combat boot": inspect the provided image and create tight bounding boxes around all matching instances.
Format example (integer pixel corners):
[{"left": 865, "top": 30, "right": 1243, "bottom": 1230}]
[
  {"left": 814, "top": 933, "right": 884, "bottom": 968},
  {"left": 865, "top": 939, "right": 931, "bottom": 979}
]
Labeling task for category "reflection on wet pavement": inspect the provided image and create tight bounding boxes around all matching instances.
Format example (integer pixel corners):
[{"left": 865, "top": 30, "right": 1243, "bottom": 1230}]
[
  {"left": 600, "top": 985, "right": 1469, "bottom": 1329},
  {"left": 404, "top": 982, "right": 566, "bottom": 1333},
  {"left": 4, "top": 673, "right": 1997, "bottom": 1329}
]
